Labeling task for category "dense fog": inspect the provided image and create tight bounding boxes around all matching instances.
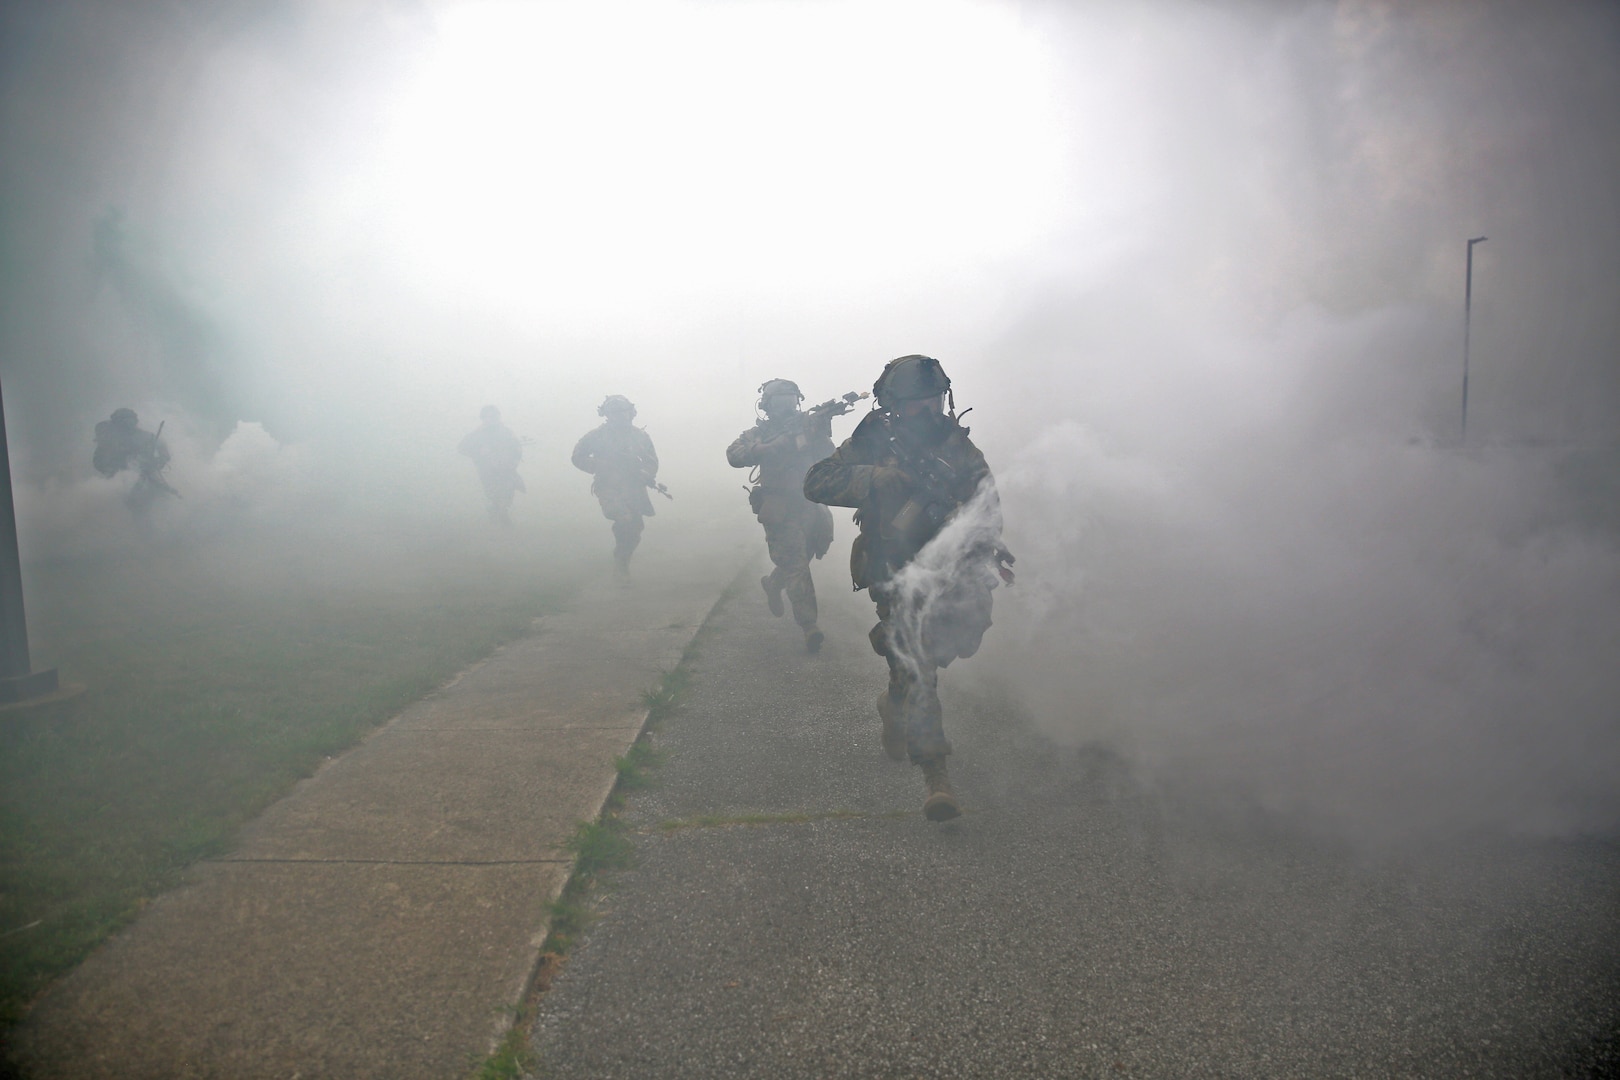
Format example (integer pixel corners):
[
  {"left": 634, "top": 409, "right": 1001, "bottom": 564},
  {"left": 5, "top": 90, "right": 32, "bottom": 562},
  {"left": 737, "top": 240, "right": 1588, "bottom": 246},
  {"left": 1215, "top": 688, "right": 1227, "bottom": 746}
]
[{"left": 2, "top": 0, "right": 1617, "bottom": 847}]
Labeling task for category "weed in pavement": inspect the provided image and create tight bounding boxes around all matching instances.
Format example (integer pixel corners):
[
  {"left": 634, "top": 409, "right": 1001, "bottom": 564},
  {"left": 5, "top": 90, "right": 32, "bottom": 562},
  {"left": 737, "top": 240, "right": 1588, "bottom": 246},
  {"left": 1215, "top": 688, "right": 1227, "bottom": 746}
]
[{"left": 472, "top": 591, "right": 724, "bottom": 1080}]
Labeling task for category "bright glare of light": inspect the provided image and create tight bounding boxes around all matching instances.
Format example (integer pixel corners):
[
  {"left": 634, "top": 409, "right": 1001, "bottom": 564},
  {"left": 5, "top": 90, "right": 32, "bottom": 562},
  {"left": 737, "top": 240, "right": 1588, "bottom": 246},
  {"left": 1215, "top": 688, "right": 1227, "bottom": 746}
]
[{"left": 345, "top": 0, "right": 1072, "bottom": 327}]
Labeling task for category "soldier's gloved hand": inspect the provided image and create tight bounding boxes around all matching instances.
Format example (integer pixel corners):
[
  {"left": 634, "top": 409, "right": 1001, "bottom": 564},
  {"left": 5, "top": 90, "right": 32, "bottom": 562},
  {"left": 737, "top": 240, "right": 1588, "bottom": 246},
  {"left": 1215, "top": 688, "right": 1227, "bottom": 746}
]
[{"left": 868, "top": 466, "right": 913, "bottom": 500}]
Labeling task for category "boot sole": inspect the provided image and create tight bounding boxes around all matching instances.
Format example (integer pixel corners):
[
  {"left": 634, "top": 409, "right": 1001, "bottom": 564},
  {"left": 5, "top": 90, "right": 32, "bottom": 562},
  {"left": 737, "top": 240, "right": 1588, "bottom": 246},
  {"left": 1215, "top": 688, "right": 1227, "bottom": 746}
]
[{"left": 923, "top": 792, "right": 962, "bottom": 821}]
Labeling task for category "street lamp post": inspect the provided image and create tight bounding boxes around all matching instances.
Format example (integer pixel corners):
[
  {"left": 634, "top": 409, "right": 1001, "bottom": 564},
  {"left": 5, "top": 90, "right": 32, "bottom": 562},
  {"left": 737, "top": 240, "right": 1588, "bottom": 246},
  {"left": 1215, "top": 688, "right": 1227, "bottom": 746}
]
[
  {"left": 1462, "top": 235, "right": 1488, "bottom": 444},
  {"left": 0, "top": 375, "right": 61, "bottom": 705}
]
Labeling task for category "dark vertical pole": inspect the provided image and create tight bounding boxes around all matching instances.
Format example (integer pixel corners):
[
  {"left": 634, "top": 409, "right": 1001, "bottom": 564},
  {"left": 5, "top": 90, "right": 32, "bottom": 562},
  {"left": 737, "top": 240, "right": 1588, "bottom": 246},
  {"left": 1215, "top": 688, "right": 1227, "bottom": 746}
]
[
  {"left": 1462, "top": 235, "right": 1487, "bottom": 444},
  {"left": 0, "top": 376, "right": 32, "bottom": 679},
  {"left": 0, "top": 375, "right": 59, "bottom": 704}
]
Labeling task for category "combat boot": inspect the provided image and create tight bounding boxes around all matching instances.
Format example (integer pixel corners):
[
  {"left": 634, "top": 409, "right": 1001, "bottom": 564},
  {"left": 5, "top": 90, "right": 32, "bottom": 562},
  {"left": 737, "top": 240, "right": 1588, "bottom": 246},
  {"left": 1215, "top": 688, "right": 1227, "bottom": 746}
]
[
  {"left": 804, "top": 625, "right": 824, "bottom": 653},
  {"left": 875, "top": 684, "right": 906, "bottom": 762},
  {"left": 761, "top": 575, "right": 785, "bottom": 617},
  {"left": 919, "top": 757, "right": 960, "bottom": 822}
]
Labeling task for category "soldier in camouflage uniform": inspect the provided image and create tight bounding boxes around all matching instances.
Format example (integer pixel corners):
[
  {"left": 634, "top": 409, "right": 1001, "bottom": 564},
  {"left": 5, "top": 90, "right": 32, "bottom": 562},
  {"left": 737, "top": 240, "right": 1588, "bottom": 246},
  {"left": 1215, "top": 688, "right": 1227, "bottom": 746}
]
[
  {"left": 571, "top": 395, "right": 661, "bottom": 576},
  {"left": 726, "top": 379, "right": 846, "bottom": 653},
  {"left": 93, "top": 407, "right": 176, "bottom": 510},
  {"left": 804, "top": 355, "right": 1014, "bottom": 821},
  {"left": 458, "top": 405, "right": 525, "bottom": 525}
]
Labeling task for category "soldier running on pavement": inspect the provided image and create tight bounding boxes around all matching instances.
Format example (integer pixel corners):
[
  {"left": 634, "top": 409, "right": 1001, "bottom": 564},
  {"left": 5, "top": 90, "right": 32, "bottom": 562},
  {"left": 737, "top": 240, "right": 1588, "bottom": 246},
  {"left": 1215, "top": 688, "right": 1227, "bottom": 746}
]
[
  {"left": 726, "top": 379, "right": 861, "bottom": 653},
  {"left": 804, "top": 355, "right": 1014, "bottom": 821},
  {"left": 458, "top": 405, "right": 525, "bottom": 526},
  {"left": 571, "top": 395, "right": 664, "bottom": 577}
]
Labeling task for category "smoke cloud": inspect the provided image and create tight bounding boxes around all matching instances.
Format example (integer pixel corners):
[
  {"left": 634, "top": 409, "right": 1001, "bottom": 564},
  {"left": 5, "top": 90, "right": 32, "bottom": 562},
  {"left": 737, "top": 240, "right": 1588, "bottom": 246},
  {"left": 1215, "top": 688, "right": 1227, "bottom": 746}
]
[{"left": 1, "top": 0, "right": 1616, "bottom": 846}]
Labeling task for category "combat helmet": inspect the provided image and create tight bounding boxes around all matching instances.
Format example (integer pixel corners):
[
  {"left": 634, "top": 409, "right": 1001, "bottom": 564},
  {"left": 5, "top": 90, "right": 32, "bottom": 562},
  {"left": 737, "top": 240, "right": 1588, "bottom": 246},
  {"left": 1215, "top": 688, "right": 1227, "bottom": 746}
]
[
  {"left": 480, "top": 405, "right": 501, "bottom": 423},
  {"left": 873, "top": 355, "right": 951, "bottom": 411},
  {"left": 757, "top": 378, "right": 803, "bottom": 416},
  {"left": 110, "top": 407, "right": 138, "bottom": 428},
  {"left": 598, "top": 394, "right": 636, "bottom": 419}
]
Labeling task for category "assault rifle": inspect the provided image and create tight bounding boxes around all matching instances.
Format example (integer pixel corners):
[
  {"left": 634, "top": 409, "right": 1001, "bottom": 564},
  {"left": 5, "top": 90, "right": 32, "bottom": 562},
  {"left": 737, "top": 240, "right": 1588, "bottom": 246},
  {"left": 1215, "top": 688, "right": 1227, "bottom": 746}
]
[
  {"left": 758, "top": 390, "right": 868, "bottom": 453},
  {"left": 807, "top": 391, "right": 869, "bottom": 418},
  {"left": 884, "top": 420, "right": 964, "bottom": 541},
  {"left": 883, "top": 419, "right": 1014, "bottom": 584},
  {"left": 137, "top": 420, "right": 180, "bottom": 499},
  {"left": 648, "top": 479, "right": 674, "bottom": 501}
]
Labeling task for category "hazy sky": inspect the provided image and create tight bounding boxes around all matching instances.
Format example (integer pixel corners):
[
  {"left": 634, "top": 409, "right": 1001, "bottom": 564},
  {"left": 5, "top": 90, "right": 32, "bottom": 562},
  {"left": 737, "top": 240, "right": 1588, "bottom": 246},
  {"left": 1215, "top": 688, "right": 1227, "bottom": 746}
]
[
  {"left": 4, "top": 0, "right": 1616, "bottom": 467},
  {"left": 2, "top": 0, "right": 1617, "bottom": 844}
]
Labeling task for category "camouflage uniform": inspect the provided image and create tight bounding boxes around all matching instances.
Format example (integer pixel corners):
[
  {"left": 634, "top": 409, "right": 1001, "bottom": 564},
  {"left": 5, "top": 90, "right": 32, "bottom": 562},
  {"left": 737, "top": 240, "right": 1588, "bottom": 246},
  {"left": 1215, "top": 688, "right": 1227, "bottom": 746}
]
[
  {"left": 458, "top": 407, "right": 524, "bottom": 525},
  {"left": 727, "top": 381, "right": 837, "bottom": 651},
  {"left": 572, "top": 396, "right": 659, "bottom": 573},
  {"left": 804, "top": 355, "right": 1009, "bottom": 820}
]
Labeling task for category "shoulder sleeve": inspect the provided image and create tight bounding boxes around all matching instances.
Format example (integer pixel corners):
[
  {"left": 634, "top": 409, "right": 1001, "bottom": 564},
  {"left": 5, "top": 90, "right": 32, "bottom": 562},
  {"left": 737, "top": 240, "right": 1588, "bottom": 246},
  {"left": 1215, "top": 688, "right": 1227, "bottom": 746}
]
[
  {"left": 803, "top": 419, "right": 882, "bottom": 507},
  {"left": 570, "top": 429, "right": 597, "bottom": 472},
  {"left": 726, "top": 425, "right": 763, "bottom": 468}
]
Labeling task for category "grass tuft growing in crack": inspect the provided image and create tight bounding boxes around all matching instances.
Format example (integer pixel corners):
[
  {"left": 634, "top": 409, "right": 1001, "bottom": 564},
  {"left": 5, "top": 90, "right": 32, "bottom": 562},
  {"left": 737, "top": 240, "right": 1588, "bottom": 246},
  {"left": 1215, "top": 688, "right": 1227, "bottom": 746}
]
[
  {"left": 638, "top": 665, "right": 691, "bottom": 716},
  {"left": 471, "top": 577, "right": 739, "bottom": 1080},
  {"left": 614, "top": 741, "right": 667, "bottom": 793},
  {"left": 566, "top": 819, "right": 635, "bottom": 876},
  {"left": 474, "top": 815, "right": 642, "bottom": 1077}
]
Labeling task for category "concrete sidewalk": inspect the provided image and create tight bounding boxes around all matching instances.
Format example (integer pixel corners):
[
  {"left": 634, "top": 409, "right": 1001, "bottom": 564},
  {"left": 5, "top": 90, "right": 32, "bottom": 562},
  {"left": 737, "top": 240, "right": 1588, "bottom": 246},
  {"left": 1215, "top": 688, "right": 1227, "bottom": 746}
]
[{"left": 10, "top": 548, "right": 742, "bottom": 1080}]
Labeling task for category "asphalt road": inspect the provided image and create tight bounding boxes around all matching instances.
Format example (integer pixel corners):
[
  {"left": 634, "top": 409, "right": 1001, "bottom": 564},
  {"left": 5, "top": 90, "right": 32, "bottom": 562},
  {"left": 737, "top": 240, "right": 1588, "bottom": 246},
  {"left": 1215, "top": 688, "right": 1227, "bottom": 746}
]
[{"left": 525, "top": 563, "right": 1620, "bottom": 1079}]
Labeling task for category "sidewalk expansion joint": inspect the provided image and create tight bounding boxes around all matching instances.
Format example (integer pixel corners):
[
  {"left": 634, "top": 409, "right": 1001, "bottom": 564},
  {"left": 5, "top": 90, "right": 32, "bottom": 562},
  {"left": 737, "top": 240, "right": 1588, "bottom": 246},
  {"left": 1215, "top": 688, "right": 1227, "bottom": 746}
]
[{"left": 206, "top": 856, "right": 572, "bottom": 866}]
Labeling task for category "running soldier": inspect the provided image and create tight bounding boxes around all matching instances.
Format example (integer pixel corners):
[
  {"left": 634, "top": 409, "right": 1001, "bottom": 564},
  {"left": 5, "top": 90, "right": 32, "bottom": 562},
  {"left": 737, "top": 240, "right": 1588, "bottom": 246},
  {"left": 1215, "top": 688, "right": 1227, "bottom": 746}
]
[
  {"left": 571, "top": 395, "right": 665, "bottom": 576},
  {"left": 726, "top": 380, "right": 863, "bottom": 653},
  {"left": 458, "top": 405, "right": 525, "bottom": 525},
  {"left": 804, "top": 355, "right": 1014, "bottom": 821},
  {"left": 93, "top": 407, "right": 176, "bottom": 510}
]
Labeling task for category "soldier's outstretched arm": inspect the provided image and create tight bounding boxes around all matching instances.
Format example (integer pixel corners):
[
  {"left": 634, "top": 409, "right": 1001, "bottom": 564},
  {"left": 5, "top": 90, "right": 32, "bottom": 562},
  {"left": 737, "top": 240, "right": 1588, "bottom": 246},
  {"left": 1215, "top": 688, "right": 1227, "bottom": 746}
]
[
  {"left": 803, "top": 439, "right": 879, "bottom": 508},
  {"left": 570, "top": 434, "right": 597, "bottom": 473},
  {"left": 725, "top": 429, "right": 762, "bottom": 468}
]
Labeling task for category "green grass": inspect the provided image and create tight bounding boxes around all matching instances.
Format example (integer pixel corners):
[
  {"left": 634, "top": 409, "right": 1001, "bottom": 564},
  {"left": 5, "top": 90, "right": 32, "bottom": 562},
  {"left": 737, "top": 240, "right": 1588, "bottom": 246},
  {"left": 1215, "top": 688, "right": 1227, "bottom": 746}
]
[
  {"left": 0, "top": 521, "right": 580, "bottom": 1028},
  {"left": 638, "top": 665, "right": 691, "bottom": 714},
  {"left": 614, "top": 740, "right": 667, "bottom": 793},
  {"left": 471, "top": 753, "right": 651, "bottom": 1079}
]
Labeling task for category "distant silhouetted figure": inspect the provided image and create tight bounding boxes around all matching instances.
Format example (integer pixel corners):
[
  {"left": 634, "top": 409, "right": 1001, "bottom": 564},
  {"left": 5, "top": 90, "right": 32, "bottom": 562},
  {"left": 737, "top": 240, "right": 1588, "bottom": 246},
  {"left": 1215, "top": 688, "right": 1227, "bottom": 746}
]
[
  {"left": 458, "top": 405, "right": 525, "bottom": 526},
  {"left": 727, "top": 378, "right": 863, "bottom": 654},
  {"left": 571, "top": 395, "right": 663, "bottom": 577},
  {"left": 93, "top": 407, "right": 176, "bottom": 511}
]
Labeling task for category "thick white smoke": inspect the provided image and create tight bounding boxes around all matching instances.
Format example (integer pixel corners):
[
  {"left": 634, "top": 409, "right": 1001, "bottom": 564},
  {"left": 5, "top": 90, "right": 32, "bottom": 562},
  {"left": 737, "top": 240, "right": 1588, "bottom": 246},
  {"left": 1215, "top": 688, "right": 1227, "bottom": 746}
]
[
  {"left": 883, "top": 476, "right": 1008, "bottom": 684},
  {"left": 981, "top": 349, "right": 1620, "bottom": 849},
  {"left": 13, "top": 416, "right": 317, "bottom": 561},
  {"left": 1, "top": 0, "right": 1615, "bottom": 853}
]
